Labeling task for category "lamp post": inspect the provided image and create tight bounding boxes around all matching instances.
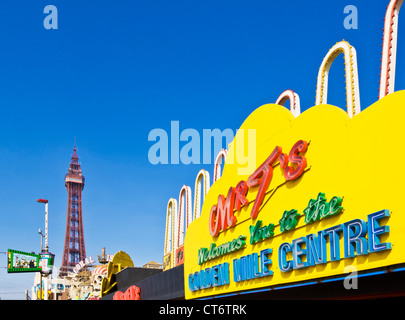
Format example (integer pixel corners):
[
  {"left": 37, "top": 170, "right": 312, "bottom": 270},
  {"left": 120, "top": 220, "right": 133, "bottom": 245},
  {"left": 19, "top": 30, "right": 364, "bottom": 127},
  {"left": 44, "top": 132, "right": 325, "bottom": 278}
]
[
  {"left": 38, "top": 228, "right": 45, "bottom": 252},
  {"left": 37, "top": 199, "right": 49, "bottom": 252},
  {"left": 37, "top": 199, "right": 55, "bottom": 300},
  {"left": 38, "top": 229, "right": 44, "bottom": 300}
]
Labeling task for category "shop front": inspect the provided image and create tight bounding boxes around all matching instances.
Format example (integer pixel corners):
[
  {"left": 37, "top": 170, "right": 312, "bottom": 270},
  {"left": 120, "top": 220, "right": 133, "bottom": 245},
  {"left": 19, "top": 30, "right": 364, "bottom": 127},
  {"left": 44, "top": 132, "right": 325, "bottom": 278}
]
[
  {"left": 183, "top": 87, "right": 405, "bottom": 299},
  {"left": 182, "top": 23, "right": 405, "bottom": 298}
]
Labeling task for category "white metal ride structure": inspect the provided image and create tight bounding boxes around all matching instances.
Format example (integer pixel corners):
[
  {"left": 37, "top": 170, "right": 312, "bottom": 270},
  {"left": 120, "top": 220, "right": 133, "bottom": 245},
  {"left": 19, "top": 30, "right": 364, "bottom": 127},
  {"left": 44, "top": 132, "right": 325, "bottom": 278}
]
[
  {"left": 164, "top": 152, "right": 224, "bottom": 269},
  {"left": 164, "top": 198, "right": 177, "bottom": 268},
  {"left": 192, "top": 169, "right": 211, "bottom": 221},
  {"left": 277, "top": 41, "right": 361, "bottom": 119},
  {"left": 316, "top": 40, "right": 361, "bottom": 118},
  {"left": 275, "top": 89, "right": 301, "bottom": 118},
  {"left": 213, "top": 149, "right": 228, "bottom": 182},
  {"left": 380, "top": 0, "right": 403, "bottom": 99},
  {"left": 177, "top": 185, "right": 192, "bottom": 251}
]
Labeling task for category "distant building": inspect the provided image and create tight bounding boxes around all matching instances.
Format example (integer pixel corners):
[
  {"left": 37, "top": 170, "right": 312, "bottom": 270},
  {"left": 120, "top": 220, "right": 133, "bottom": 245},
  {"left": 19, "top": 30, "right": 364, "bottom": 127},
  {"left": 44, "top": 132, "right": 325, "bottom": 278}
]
[
  {"left": 32, "top": 272, "right": 71, "bottom": 300},
  {"left": 143, "top": 261, "right": 162, "bottom": 269}
]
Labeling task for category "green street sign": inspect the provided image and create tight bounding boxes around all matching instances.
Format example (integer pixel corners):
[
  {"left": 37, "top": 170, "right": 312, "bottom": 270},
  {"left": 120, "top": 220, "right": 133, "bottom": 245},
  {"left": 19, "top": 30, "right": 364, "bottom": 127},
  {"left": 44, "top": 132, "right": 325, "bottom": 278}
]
[{"left": 7, "top": 249, "right": 42, "bottom": 273}]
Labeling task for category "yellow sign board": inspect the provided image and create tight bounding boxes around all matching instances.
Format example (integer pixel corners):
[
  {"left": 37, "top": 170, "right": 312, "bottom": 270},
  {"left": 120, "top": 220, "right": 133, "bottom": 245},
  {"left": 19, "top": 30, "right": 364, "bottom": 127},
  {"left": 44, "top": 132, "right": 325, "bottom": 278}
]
[
  {"left": 184, "top": 90, "right": 405, "bottom": 299},
  {"left": 100, "top": 251, "right": 134, "bottom": 297}
]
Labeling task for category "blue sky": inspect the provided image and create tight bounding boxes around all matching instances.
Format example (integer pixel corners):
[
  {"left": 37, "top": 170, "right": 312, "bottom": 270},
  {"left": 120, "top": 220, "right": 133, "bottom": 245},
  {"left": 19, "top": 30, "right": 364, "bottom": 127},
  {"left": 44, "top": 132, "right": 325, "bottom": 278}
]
[{"left": 0, "top": 0, "right": 403, "bottom": 299}]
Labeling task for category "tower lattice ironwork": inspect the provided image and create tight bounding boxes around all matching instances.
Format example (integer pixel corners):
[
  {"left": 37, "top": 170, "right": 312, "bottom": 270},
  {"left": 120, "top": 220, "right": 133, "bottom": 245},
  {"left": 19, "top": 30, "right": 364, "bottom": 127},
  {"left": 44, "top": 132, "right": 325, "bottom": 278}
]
[{"left": 60, "top": 146, "right": 86, "bottom": 277}]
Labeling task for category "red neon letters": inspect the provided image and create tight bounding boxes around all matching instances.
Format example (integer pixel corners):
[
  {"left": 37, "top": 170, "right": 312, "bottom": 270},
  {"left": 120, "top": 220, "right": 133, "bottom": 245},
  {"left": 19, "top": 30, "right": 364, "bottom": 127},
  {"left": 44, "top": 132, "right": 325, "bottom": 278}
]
[
  {"left": 282, "top": 140, "right": 308, "bottom": 181},
  {"left": 208, "top": 140, "right": 308, "bottom": 237},
  {"left": 209, "top": 187, "right": 237, "bottom": 237},
  {"left": 113, "top": 285, "right": 140, "bottom": 300},
  {"left": 234, "top": 180, "right": 249, "bottom": 211},
  {"left": 247, "top": 146, "right": 282, "bottom": 220}
]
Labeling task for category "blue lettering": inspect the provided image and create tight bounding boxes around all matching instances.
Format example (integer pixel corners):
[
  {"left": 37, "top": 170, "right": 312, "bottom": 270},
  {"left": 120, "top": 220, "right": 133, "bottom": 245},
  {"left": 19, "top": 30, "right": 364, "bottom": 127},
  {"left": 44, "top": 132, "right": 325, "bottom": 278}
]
[
  {"left": 240, "top": 256, "right": 249, "bottom": 280},
  {"left": 219, "top": 262, "right": 230, "bottom": 285},
  {"left": 199, "top": 269, "right": 206, "bottom": 289},
  {"left": 343, "top": 219, "right": 368, "bottom": 258},
  {"left": 277, "top": 211, "right": 391, "bottom": 273},
  {"left": 188, "top": 274, "right": 195, "bottom": 292},
  {"left": 368, "top": 210, "right": 391, "bottom": 253},
  {"left": 324, "top": 224, "right": 342, "bottom": 261},
  {"left": 261, "top": 248, "right": 273, "bottom": 276},
  {"left": 279, "top": 242, "right": 293, "bottom": 272},
  {"left": 292, "top": 237, "right": 307, "bottom": 269},
  {"left": 233, "top": 249, "right": 273, "bottom": 282},
  {"left": 306, "top": 231, "right": 327, "bottom": 266},
  {"left": 193, "top": 271, "right": 200, "bottom": 291},
  {"left": 188, "top": 263, "right": 230, "bottom": 292},
  {"left": 200, "top": 268, "right": 212, "bottom": 289},
  {"left": 253, "top": 253, "right": 262, "bottom": 277},
  {"left": 233, "top": 258, "right": 242, "bottom": 282},
  {"left": 247, "top": 255, "right": 256, "bottom": 280},
  {"left": 212, "top": 265, "right": 219, "bottom": 286}
]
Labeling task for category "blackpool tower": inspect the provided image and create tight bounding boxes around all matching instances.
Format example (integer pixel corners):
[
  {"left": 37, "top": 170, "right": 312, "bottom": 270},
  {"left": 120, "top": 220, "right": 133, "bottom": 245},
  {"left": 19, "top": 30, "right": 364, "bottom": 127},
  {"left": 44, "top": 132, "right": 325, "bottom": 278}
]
[{"left": 60, "top": 146, "right": 87, "bottom": 277}]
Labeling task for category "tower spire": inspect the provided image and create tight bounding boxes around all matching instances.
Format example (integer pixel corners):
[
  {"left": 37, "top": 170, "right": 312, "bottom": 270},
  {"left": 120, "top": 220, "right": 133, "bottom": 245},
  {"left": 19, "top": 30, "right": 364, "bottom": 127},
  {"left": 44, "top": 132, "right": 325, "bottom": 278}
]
[
  {"left": 71, "top": 146, "right": 78, "bottom": 162},
  {"left": 72, "top": 137, "right": 78, "bottom": 161}
]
